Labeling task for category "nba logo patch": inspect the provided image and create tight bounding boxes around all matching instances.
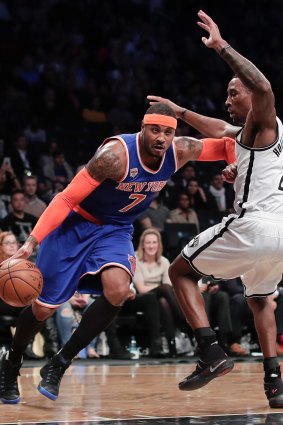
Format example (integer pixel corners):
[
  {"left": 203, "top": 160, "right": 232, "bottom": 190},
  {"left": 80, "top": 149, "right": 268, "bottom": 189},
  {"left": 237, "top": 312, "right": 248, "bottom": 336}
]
[
  {"left": 128, "top": 255, "right": 136, "bottom": 274},
  {"left": 130, "top": 168, "right": 138, "bottom": 178},
  {"left": 189, "top": 236, "right": 199, "bottom": 247}
]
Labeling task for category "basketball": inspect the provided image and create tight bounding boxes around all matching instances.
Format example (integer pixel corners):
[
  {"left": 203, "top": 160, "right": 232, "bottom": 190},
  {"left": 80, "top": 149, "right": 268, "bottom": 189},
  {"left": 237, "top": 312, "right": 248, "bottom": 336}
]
[{"left": 0, "top": 258, "right": 43, "bottom": 307}]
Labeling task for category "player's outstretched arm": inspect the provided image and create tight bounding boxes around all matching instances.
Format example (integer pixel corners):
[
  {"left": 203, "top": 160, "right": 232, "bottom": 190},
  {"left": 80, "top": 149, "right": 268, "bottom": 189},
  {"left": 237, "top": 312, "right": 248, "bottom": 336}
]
[
  {"left": 8, "top": 140, "right": 126, "bottom": 261},
  {"left": 147, "top": 95, "right": 239, "bottom": 139},
  {"left": 197, "top": 10, "right": 275, "bottom": 130},
  {"left": 174, "top": 136, "right": 235, "bottom": 169}
]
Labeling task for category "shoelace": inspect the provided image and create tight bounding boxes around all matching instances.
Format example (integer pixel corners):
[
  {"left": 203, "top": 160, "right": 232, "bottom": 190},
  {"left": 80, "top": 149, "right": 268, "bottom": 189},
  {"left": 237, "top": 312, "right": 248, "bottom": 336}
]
[
  {"left": 45, "top": 364, "right": 64, "bottom": 384},
  {"left": 0, "top": 362, "right": 20, "bottom": 391},
  {"left": 43, "top": 360, "right": 69, "bottom": 386}
]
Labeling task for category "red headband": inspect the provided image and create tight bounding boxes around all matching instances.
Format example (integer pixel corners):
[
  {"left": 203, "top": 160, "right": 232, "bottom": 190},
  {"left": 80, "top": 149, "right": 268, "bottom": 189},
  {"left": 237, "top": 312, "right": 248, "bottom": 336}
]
[{"left": 143, "top": 113, "right": 177, "bottom": 129}]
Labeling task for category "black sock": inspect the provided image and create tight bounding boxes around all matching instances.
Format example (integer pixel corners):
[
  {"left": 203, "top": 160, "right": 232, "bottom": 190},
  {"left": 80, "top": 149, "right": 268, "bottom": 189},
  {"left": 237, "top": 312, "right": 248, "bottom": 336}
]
[
  {"left": 60, "top": 294, "right": 121, "bottom": 361},
  {"left": 195, "top": 327, "right": 226, "bottom": 362},
  {"left": 9, "top": 306, "right": 46, "bottom": 364},
  {"left": 264, "top": 357, "right": 281, "bottom": 382}
]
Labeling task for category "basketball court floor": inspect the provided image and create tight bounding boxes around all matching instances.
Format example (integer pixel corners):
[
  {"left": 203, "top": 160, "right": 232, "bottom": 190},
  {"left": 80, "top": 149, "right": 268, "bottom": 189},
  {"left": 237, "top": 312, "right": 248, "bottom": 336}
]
[{"left": 1, "top": 357, "right": 283, "bottom": 425}]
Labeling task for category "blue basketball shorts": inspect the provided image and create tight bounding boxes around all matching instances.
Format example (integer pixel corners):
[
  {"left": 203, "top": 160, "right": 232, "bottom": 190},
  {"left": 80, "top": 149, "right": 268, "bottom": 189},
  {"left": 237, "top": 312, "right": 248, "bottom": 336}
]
[{"left": 35, "top": 212, "right": 136, "bottom": 307}]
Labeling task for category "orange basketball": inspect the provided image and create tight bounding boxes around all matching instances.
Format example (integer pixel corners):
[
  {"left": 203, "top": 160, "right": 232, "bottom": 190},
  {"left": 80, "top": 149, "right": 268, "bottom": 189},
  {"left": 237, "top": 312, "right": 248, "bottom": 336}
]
[{"left": 0, "top": 259, "right": 43, "bottom": 307}]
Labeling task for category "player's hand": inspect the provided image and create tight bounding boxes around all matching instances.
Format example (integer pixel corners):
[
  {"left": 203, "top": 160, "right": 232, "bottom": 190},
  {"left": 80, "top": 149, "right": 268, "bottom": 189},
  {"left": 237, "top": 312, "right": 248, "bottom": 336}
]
[
  {"left": 197, "top": 10, "right": 225, "bottom": 51},
  {"left": 147, "top": 95, "right": 183, "bottom": 118},
  {"left": 1, "top": 236, "right": 37, "bottom": 265},
  {"left": 222, "top": 162, "right": 237, "bottom": 183},
  {"left": 4, "top": 241, "right": 34, "bottom": 263}
]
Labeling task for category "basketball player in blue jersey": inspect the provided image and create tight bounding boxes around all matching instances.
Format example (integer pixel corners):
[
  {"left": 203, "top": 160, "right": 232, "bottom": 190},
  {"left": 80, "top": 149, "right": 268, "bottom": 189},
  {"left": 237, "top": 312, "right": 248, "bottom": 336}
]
[
  {"left": 0, "top": 99, "right": 235, "bottom": 403},
  {"left": 149, "top": 10, "right": 283, "bottom": 408}
]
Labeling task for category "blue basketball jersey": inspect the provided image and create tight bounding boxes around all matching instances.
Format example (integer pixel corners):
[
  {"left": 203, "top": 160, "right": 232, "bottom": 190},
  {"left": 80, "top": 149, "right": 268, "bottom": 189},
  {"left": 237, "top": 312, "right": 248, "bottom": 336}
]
[
  {"left": 77, "top": 133, "right": 178, "bottom": 225},
  {"left": 36, "top": 132, "right": 178, "bottom": 306}
]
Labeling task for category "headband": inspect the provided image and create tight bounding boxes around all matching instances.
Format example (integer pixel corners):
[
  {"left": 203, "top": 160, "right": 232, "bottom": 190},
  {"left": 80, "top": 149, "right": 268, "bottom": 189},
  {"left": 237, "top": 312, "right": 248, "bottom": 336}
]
[{"left": 143, "top": 113, "right": 177, "bottom": 129}]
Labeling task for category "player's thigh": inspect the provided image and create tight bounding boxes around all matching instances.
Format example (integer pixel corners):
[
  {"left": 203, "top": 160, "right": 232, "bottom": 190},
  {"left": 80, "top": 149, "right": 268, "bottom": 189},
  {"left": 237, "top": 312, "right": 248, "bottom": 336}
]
[{"left": 169, "top": 254, "right": 201, "bottom": 281}]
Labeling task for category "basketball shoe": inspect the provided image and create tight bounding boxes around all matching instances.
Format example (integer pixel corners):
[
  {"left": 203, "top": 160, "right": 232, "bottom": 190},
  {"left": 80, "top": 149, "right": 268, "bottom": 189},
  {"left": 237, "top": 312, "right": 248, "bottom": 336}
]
[
  {"left": 264, "top": 368, "right": 283, "bottom": 408},
  {"left": 0, "top": 351, "right": 21, "bottom": 404},
  {"left": 38, "top": 354, "right": 71, "bottom": 401},
  {"left": 179, "top": 356, "right": 234, "bottom": 391}
]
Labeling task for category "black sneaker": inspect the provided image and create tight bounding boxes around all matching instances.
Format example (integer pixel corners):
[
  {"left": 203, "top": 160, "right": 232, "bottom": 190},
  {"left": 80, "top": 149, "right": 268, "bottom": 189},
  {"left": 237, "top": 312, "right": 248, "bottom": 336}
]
[
  {"left": 0, "top": 351, "right": 21, "bottom": 404},
  {"left": 264, "top": 377, "right": 283, "bottom": 408},
  {"left": 179, "top": 357, "right": 234, "bottom": 391},
  {"left": 37, "top": 355, "right": 71, "bottom": 401}
]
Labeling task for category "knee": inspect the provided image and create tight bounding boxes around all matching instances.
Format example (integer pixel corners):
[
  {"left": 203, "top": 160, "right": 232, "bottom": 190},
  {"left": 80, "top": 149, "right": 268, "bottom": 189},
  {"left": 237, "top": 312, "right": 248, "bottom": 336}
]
[
  {"left": 32, "top": 303, "right": 57, "bottom": 321},
  {"left": 103, "top": 279, "right": 131, "bottom": 306}
]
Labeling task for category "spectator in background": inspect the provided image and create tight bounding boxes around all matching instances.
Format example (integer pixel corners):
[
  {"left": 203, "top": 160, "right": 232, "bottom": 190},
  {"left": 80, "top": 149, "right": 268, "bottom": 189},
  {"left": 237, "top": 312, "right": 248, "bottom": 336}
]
[
  {"left": 208, "top": 172, "right": 234, "bottom": 214},
  {"left": 186, "top": 177, "right": 217, "bottom": 212},
  {"left": 138, "top": 195, "right": 171, "bottom": 233},
  {"left": 0, "top": 158, "right": 21, "bottom": 218},
  {"left": 10, "top": 134, "right": 36, "bottom": 180},
  {"left": 173, "top": 163, "right": 197, "bottom": 192},
  {"left": 0, "top": 231, "right": 19, "bottom": 262},
  {"left": 39, "top": 139, "right": 59, "bottom": 170},
  {"left": 169, "top": 192, "right": 200, "bottom": 232},
  {"left": 22, "top": 175, "right": 47, "bottom": 218},
  {"left": 133, "top": 228, "right": 190, "bottom": 357},
  {"left": 200, "top": 277, "right": 248, "bottom": 356},
  {"left": 43, "top": 149, "right": 74, "bottom": 193},
  {"left": 0, "top": 190, "right": 37, "bottom": 246},
  {"left": 55, "top": 293, "right": 99, "bottom": 359},
  {"left": 219, "top": 278, "right": 256, "bottom": 353},
  {"left": 117, "top": 291, "right": 166, "bottom": 358},
  {"left": 24, "top": 115, "right": 47, "bottom": 147}
]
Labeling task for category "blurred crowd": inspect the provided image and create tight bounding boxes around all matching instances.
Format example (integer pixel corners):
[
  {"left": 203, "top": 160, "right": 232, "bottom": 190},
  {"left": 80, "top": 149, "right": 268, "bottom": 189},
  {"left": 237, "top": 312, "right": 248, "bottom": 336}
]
[{"left": 0, "top": 0, "right": 283, "bottom": 360}]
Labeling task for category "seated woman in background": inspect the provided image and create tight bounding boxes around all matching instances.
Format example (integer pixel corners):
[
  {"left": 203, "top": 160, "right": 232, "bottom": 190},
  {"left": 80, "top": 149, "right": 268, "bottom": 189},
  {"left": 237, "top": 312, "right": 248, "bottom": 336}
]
[
  {"left": 0, "top": 231, "right": 19, "bottom": 262},
  {"left": 133, "top": 228, "right": 190, "bottom": 357}
]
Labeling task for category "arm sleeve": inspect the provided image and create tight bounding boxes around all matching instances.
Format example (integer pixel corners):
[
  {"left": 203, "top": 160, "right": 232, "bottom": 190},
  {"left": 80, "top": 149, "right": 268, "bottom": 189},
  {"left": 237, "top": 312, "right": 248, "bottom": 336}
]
[
  {"left": 31, "top": 168, "right": 100, "bottom": 243},
  {"left": 198, "top": 137, "right": 236, "bottom": 164}
]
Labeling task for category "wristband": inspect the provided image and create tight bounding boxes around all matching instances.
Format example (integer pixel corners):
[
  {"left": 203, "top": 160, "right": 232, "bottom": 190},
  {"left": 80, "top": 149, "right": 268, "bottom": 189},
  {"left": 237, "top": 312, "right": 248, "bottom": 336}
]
[
  {"left": 180, "top": 109, "right": 188, "bottom": 120},
  {"left": 220, "top": 45, "right": 231, "bottom": 56}
]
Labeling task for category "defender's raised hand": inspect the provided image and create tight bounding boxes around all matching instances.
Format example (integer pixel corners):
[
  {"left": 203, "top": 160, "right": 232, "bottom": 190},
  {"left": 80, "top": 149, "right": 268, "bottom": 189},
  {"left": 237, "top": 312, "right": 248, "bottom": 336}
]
[
  {"left": 147, "top": 95, "right": 183, "bottom": 118},
  {"left": 197, "top": 10, "right": 227, "bottom": 53}
]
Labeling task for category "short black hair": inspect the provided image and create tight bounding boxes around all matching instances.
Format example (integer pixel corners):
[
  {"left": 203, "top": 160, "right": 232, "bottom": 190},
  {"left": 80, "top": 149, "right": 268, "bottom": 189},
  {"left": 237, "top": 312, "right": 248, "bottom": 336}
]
[
  {"left": 145, "top": 103, "right": 176, "bottom": 119},
  {"left": 11, "top": 189, "right": 24, "bottom": 198}
]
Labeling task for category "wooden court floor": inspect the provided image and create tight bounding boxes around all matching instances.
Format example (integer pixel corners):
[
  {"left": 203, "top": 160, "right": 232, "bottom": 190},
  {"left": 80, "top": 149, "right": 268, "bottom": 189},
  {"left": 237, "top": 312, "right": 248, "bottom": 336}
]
[{"left": 1, "top": 359, "right": 283, "bottom": 425}]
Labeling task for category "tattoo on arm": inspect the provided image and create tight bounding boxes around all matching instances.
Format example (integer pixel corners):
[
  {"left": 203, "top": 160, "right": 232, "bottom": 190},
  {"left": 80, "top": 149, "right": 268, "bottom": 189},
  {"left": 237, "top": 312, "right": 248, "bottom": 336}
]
[
  {"left": 86, "top": 143, "right": 124, "bottom": 182},
  {"left": 175, "top": 137, "right": 202, "bottom": 161}
]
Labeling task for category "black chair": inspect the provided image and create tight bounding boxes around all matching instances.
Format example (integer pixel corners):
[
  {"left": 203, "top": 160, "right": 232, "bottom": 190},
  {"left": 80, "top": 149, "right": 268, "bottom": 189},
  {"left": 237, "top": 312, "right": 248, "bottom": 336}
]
[
  {"left": 163, "top": 223, "right": 198, "bottom": 262},
  {"left": 197, "top": 210, "right": 223, "bottom": 232}
]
